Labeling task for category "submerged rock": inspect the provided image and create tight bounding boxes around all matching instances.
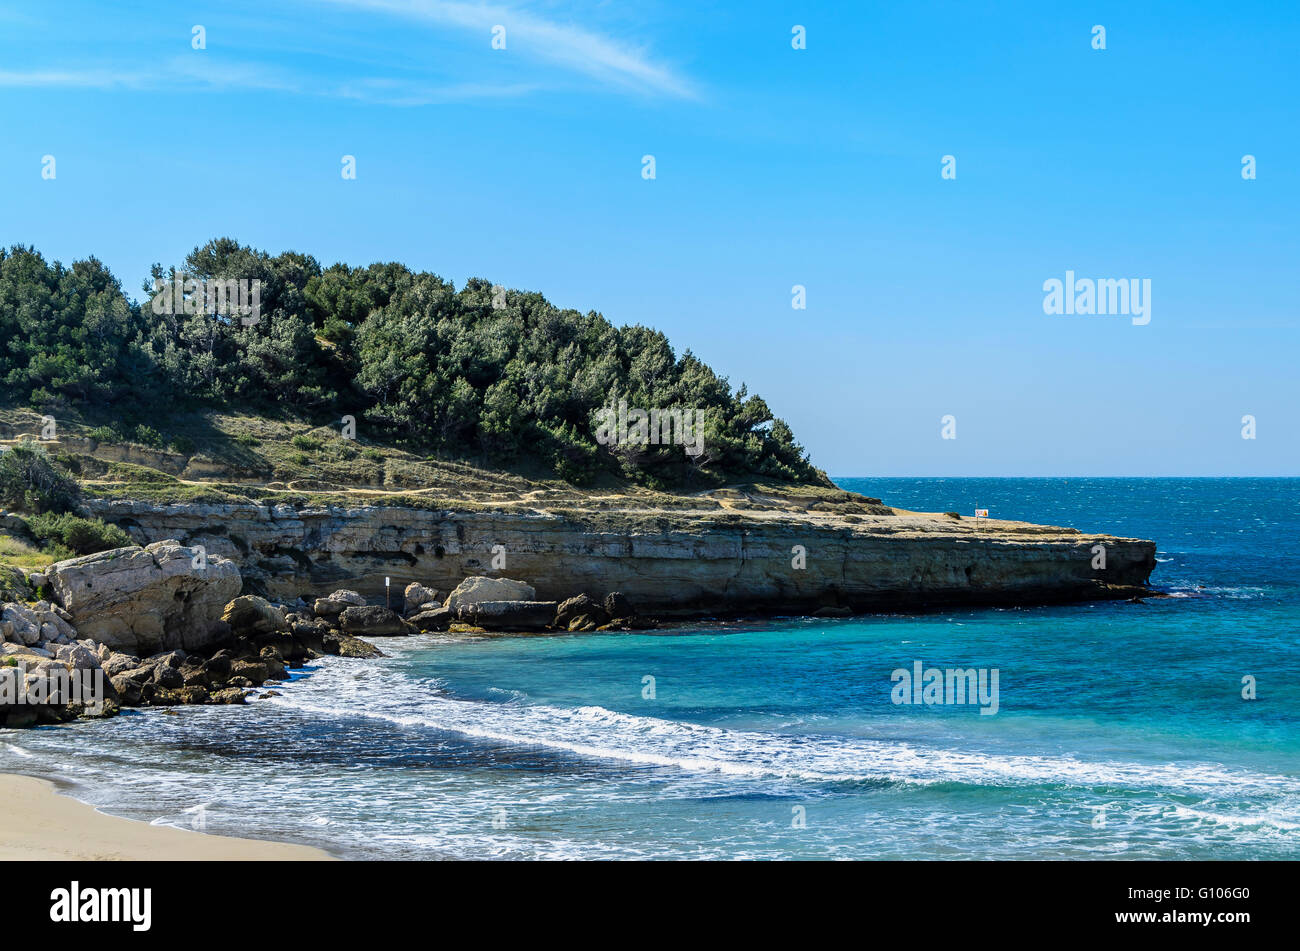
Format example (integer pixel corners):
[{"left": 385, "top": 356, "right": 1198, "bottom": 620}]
[{"left": 322, "top": 631, "right": 385, "bottom": 658}]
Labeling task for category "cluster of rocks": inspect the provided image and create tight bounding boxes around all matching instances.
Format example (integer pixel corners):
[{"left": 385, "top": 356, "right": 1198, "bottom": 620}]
[
  {"left": 1, "top": 537, "right": 650, "bottom": 729},
  {"left": 0, "top": 586, "right": 389, "bottom": 727},
  {"left": 398, "top": 576, "right": 648, "bottom": 634},
  {"left": 285, "top": 575, "right": 647, "bottom": 636}
]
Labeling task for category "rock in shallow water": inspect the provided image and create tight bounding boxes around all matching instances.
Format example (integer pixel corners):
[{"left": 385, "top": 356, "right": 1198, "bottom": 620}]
[
  {"left": 339, "top": 605, "right": 413, "bottom": 636},
  {"left": 458, "top": 600, "right": 558, "bottom": 631},
  {"left": 408, "top": 607, "right": 453, "bottom": 631},
  {"left": 555, "top": 594, "right": 609, "bottom": 628}
]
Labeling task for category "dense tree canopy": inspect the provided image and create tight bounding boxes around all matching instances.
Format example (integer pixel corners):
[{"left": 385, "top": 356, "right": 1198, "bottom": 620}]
[{"left": 0, "top": 240, "right": 827, "bottom": 487}]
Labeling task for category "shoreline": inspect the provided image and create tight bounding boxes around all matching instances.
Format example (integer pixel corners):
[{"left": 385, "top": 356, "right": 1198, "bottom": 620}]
[{"left": 0, "top": 772, "right": 335, "bottom": 861}]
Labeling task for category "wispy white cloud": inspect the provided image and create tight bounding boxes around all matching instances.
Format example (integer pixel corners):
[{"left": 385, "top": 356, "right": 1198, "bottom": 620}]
[
  {"left": 314, "top": 0, "right": 697, "bottom": 99},
  {"left": 0, "top": 2, "right": 693, "bottom": 104},
  {"left": 0, "top": 68, "right": 152, "bottom": 89},
  {"left": 336, "top": 76, "right": 541, "bottom": 105},
  {"left": 0, "top": 59, "right": 531, "bottom": 104},
  {"left": 0, "top": 59, "right": 299, "bottom": 93}
]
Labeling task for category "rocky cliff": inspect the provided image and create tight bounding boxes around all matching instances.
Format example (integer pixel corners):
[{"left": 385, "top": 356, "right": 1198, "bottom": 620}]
[{"left": 82, "top": 495, "right": 1157, "bottom": 615}]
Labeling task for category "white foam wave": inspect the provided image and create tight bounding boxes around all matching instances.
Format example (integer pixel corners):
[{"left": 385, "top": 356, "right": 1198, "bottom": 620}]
[{"left": 271, "top": 657, "right": 1300, "bottom": 799}]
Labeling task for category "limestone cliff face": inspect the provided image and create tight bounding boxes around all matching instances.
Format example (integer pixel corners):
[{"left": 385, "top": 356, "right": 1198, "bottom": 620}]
[{"left": 82, "top": 497, "right": 1156, "bottom": 615}]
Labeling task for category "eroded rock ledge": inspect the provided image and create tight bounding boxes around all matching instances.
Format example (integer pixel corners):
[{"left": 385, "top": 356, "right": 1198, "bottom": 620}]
[{"left": 83, "top": 498, "right": 1157, "bottom": 615}]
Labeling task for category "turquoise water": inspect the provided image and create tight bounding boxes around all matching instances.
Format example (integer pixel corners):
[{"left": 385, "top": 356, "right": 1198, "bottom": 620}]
[{"left": 6, "top": 478, "right": 1299, "bottom": 859}]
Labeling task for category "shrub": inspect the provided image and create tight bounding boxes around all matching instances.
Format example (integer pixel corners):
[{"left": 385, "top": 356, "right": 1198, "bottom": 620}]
[
  {"left": 170, "top": 435, "right": 195, "bottom": 454},
  {"left": 291, "top": 434, "right": 322, "bottom": 452},
  {"left": 0, "top": 443, "right": 80, "bottom": 514},
  {"left": 133, "top": 424, "right": 166, "bottom": 448},
  {"left": 87, "top": 425, "right": 120, "bottom": 442},
  {"left": 26, "top": 512, "right": 133, "bottom": 555},
  {"left": 944, "top": 511, "right": 962, "bottom": 519},
  {"left": 234, "top": 433, "right": 260, "bottom": 447}
]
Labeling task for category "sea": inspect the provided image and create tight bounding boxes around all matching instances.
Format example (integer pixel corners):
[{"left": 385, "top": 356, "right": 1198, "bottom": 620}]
[{"left": 6, "top": 478, "right": 1299, "bottom": 859}]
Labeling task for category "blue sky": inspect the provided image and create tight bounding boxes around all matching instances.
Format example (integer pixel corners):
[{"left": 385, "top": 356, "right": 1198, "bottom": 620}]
[{"left": 2, "top": 0, "right": 1296, "bottom": 476}]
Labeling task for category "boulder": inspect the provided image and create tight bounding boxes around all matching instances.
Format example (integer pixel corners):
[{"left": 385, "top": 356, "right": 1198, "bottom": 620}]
[
  {"left": 53, "top": 644, "right": 100, "bottom": 671},
  {"left": 47, "top": 540, "right": 241, "bottom": 655},
  {"left": 115, "top": 665, "right": 155, "bottom": 686},
  {"left": 603, "top": 592, "right": 635, "bottom": 619},
  {"left": 110, "top": 674, "right": 144, "bottom": 706},
  {"left": 2, "top": 708, "right": 38, "bottom": 728},
  {"left": 403, "top": 582, "right": 440, "bottom": 614},
  {"left": 221, "top": 596, "right": 287, "bottom": 637},
  {"left": 311, "top": 589, "right": 365, "bottom": 617},
  {"left": 210, "top": 687, "right": 248, "bottom": 704},
  {"left": 205, "top": 653, "right": 233, "bottom": 682},
  {"left": 408, "top": 607, "right": 453, "bottom": 632},
  {"left": 230, "top": 659, "right": 269, "bottom": 685},
  {"left": 458, "top": 600, "right": 558, "bottom": 631},
  {"left": 248, "top": 629, "right": 297, "bottom": 660},
  {"left": 152, "top": 665, "right": 185, "bottom": 689},
  {"left": 0, "top": 642, "right": 48, "bottom": 661},
  {"left": 321, "top": 632, "right": 385, "bottom": 658},
  {"left": 338, "top": 605, "right": 413, "bottom": 636},
  {"left": 555, "top": 594, "right": 609, "bottom": 629},
  {"left": 445, "top": 577, "right": 535, "bottom": 612},
  {"left": 258, "top": 647, "right": 288, "bottom": 681},
  {"left": 312, "top": 597, "right": 350, "bottom": 617},
  {"left": 288, "top": 618, "right": 331, "bottom": 656},
  {"left": 147, "top": 650, "right": 188, "bottom": 670},
  {"left": 0, "top": 603, "right": 42, "bottom": 646},
  {"left": 141, "top": 683, "right": 184, "bottom": 706}
]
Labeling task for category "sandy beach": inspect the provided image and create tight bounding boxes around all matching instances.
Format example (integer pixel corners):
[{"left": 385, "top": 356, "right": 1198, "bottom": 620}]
[{"left": 0, "top": 774, "right": 333, "bottom": 861}]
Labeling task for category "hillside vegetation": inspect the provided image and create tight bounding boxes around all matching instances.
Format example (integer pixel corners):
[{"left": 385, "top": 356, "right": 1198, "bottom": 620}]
[{"left": 0, "top": 240, "right": 827, "bottom": 489}]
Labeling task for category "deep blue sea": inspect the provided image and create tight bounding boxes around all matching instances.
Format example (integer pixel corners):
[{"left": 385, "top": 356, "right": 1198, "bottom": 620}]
[{"left": 7, "top": 478, "right": 1299, "bottom": 859}]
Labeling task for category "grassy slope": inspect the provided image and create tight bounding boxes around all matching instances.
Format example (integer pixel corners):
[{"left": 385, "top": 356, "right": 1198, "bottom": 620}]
[{"left": 0, "top": 404, "right": 890, "bottom": 540}]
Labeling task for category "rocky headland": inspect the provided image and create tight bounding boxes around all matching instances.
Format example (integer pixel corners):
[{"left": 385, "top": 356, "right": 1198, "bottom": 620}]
[
  {"left": 0, "top": 411, "right": 1158, "bottom": 731},
  {"left": 80, "top": 493, "right": 1155, "bottom": 615}
]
